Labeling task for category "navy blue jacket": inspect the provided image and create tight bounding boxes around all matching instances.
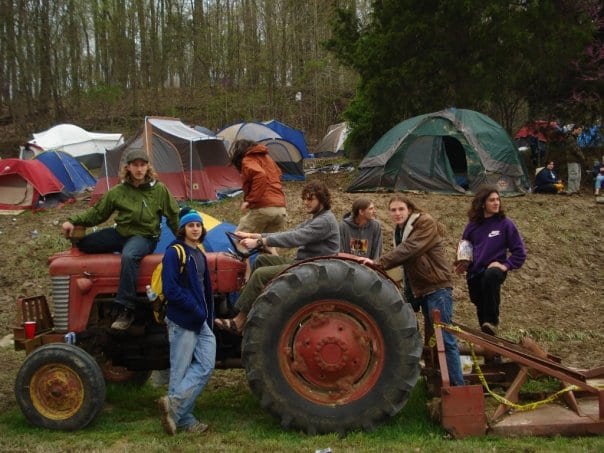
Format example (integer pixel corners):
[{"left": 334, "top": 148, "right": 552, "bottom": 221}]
[{"left": 162, "top": 239, "right": 214, "bottom": 333}]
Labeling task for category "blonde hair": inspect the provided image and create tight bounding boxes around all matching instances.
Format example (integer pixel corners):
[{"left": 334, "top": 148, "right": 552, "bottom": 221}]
[{"left": 119, "top": 162, "right": 158, "bottom": 184}]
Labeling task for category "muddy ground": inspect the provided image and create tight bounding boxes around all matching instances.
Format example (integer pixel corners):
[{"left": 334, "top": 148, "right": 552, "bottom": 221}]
[{"left": 0, "top": 167, "right": 602, "bottom": 411}]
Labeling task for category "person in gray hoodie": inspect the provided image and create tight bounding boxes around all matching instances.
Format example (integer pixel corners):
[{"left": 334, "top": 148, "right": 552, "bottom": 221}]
[
  {"left": 214, "top": 181, "right": 339, "bottom": 334},
  {"left": 339, "top": 198, "right": 382, "bottom": 260}
]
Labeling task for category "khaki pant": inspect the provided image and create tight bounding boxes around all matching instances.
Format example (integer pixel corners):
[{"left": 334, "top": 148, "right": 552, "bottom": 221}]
[
  {"left": 237, "top": 206, "right": 287, "bottom": 233},
  {"left": 567, "top": 162, "right": 581, "bottom": 194}
]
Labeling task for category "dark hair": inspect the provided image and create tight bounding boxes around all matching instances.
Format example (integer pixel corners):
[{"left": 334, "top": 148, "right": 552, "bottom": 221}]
[
  {"left": 302, "top": 181, "right": 331, "bottom": 210},
  {"left": 351, "top": 198, "right": 372, "bottom": 218},
  {"left": 467, "top": 185, "right": 506, "bottom": 223},
  {"left": 176, "top": 224, "right": 207, "bottom": 242},
  {"left": 230, "top": 139, "right": 256, "bottom": 171}
]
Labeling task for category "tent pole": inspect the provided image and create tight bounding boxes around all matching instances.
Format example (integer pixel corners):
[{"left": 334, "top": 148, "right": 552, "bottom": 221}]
[
  {"left": 103, "top": 149, "right": 109, "bottom": 191},
  {"left": 190, "top": 141, "right": 193, "bottom": 200}
]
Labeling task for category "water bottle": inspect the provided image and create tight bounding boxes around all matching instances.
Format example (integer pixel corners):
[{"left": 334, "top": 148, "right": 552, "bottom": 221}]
[
  {"left": 31, "top": 230, "right": 38, "bottom": 239},
  {"left": 146, "top": 284, "right": 158, "bottom": 301}
]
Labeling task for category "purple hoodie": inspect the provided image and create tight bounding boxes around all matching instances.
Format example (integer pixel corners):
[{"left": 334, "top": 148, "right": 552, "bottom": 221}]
[{"left": 462, "top": 216, "right": 526, "bottom": 274}]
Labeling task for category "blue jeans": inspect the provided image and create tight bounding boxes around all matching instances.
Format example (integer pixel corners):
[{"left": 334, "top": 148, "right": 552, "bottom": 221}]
[
  {"left": 166, "top": 319, "right": 216, "bottom": 430},
  {"left": 77, "top": 228, "right": 156, "bottom": 309},
  {"left": 420, "top": 288, "right": 465, "bottom": 386}
]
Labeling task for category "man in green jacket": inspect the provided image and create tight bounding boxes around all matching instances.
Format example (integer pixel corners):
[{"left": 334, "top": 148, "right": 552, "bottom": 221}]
[{"left": 62, "top": 148, "right": 180, "bottom": 330}]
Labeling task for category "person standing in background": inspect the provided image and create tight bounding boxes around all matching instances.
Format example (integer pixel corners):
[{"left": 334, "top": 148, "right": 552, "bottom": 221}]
[
  {"left": 566, "top": 125, "right": 585, "bottom": 194},
  {"left": 455, "top": 186, "right": 526, "bottom": 336}
]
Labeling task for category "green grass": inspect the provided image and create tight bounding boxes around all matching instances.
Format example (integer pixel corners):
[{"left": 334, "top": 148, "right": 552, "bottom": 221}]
[{"left": 1, "top": 373, "right": 603, "bottom": 452}]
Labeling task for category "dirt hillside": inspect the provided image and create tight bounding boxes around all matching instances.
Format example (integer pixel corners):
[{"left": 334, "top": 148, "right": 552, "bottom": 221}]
[{"left": 0, "top": 167, "right": 602, "bottom": 409}]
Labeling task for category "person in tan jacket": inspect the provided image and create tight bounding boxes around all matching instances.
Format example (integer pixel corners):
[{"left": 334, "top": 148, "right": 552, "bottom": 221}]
[{"left": 362, "top": 194, "right": 464, "bottom": 386}]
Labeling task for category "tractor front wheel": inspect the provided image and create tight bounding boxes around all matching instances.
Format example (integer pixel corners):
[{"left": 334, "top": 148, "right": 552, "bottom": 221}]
[{"left": 15, "top": 343, "right": 106, "bottom": 430}]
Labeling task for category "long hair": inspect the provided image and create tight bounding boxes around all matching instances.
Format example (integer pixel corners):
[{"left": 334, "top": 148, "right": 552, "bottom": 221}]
[
  {"left": 388, "top": 194, "right": 422, "bottom": 214},
  {"left": 467, "top": 185, "right": 506, "bottom": 224},
  {"left": 388, "top": 193, "right": 446, "bottom": 236},
  {"left": 230, "top": 139, "right": 256, "bottom": 171},
  {"left": 302, "top": 181, "right": 331, "bottom": 210},
  {"left": 119, "top": 162, "right": 158, "bottom": 184},
  {"left": 176, "top": 224, "right": 208, "bottom": 243},
  {"left": 350, "top": 198, "right": 372, "bottom": 219}
]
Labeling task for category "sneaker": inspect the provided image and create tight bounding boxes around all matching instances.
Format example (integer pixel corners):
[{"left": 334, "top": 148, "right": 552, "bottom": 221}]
[
  {"left": 111, "top": 307, "right": 134, "bottom": 330},
  {"left": 158, "top": 396, "right": 177, "bottom": 435},
  {"left": 184, "top": 421, "right": 209, "bottom": 433},
  {"left": 481, "top": 322, "right": 497, "bottom": 336}
]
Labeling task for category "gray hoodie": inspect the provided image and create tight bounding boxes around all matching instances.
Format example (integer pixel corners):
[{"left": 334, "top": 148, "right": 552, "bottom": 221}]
[
  {"left": 339, "top": 215, "right": 383, "bottom": 260},
  {"left": 265, "top": 209, "right": 340, "bottom": 260}
]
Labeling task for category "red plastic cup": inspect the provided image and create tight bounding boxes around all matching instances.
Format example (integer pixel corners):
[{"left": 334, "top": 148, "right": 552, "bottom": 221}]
[{"left": 24, "top": 321, "right": 36, "bottom": 339}]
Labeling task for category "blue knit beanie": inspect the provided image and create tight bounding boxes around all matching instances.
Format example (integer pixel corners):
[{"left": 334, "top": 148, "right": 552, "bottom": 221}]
[{"left": 178, "top": 209, "right": 203, "bottom": 229}]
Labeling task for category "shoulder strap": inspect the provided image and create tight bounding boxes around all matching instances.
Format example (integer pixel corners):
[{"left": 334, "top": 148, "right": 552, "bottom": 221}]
[{"left": 170, "top": 244, "right": 187, "bottom": 273}]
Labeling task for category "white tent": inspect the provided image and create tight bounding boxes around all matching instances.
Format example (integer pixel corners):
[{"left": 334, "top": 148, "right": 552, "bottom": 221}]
[
  {"left": 315, "top": 122, "right": 349, "bottom": 156},
  {"left": 21, "top": 124, "right": 124, "bottom": 169}
]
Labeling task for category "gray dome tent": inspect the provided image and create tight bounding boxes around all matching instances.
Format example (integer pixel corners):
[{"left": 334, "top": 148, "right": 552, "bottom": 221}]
[{"left": 347, "top": 108, "right": 530, "bottom": 194}]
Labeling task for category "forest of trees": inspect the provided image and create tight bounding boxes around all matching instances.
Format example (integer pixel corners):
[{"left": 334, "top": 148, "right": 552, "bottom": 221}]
[
  {"left": 0, "top": 0, "right": 602, "bottom": 156},
  {"left": 0, "top": 0, "right": 365, "bottom": 151}
]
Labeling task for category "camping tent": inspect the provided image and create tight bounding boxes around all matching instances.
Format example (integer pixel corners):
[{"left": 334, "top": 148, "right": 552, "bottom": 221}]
[
  {"left": 315, "top": 122, "right": 349, "bottom": 157},
  {"left": 256, "top": 138, "right": 305, "bottom": 180},
  {"left": 263, "top": 119, "right": 310, "bottom": 158},
  {"left": 217, "top": 121, "right": 305, "bottom": 181},
  {"left": 92, "top": 117, "right": 241, "bottom": 203},
  {"left": 0, "top": 158, "right": 64, "bottom": 213},
  {"left": 35, "top": 150, "right": 96, "bottom": 195},
  {"left": 347, "top": 109, "right": 530, "bottom": 194},
  {"left": 154, "top": 211, "right": 236, "bottom": 254},
  {"left": 22, "top": 124, "right": 124, "bottom": 169}
]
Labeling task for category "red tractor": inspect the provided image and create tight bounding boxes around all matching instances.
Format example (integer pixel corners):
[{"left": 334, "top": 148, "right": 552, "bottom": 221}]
[{"left": 13, "top": 244, "right": 422, "bottom": 435}]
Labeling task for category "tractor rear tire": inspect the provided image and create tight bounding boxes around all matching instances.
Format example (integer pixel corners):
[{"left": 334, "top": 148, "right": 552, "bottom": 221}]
[
  {"left": 242, "top": 258, "right": 422, "bottom": 435},
  {"left": 15, "top": 343, "right": 106, "bottom": 430}
]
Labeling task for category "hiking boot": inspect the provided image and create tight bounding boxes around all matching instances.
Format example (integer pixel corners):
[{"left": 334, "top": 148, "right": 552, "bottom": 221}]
[
  {"left": 111, "top": 307, "right": 134, "bottom": 330},
  {"left": 481, "top": 322, "right": 497, "bottom": 336},
  {"left": 158, "top": 396, "right": 177, "bottom": 435},
  {"left": 184, "top": 421, "right": 209, "bottom": 434}
]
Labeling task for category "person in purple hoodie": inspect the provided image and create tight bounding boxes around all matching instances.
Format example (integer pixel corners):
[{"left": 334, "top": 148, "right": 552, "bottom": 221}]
[{"left": 455, "top": 186, "right": 526, "bottom": 336}]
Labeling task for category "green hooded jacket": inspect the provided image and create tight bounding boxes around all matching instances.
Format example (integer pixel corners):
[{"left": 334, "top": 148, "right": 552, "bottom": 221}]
[{"left": 68, "top": 180, "right": 179, "bottom": 239}]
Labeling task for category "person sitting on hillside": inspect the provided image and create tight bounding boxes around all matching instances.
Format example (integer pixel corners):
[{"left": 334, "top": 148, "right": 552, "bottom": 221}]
[
  {"left": 534, "top": 161, "right": 565, "bottom": 194},
  {"left": 339, "top": 198, "right": 383, "bottom": 260}
]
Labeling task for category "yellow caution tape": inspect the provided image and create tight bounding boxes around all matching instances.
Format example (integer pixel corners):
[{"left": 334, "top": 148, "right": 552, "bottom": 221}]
[{"left": 431, "top": 321, "right": 582, "bottom": 411}]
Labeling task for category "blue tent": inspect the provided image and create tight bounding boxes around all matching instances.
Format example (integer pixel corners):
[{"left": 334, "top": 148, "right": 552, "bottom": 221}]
[
  {"left": 35, "top": 150, "right": 96, "bottom": 194},
  {"left": 217, "top": 121, "right": 306, "bottom": 181},
  {"left": 263, "top": 119, "right": 310, "bottom": 158}
]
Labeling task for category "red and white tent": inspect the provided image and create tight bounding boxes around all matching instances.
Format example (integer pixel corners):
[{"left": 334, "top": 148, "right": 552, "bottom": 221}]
[
  {"left": 92, "top": 117, "right": 242, "bottom": 203},
  {"left": 0, "top": 159, "right": 64, "bottom": 213}
]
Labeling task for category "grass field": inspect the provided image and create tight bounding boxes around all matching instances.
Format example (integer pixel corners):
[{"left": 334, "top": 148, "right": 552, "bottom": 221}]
[{"left": 0, "top": 364, "right": 603, "bottom": 453}]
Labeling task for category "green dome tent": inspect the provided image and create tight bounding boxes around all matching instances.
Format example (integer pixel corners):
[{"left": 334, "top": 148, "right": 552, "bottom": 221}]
[{"left": 347, "top": 108, "right": 530, "bottom": 194}]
